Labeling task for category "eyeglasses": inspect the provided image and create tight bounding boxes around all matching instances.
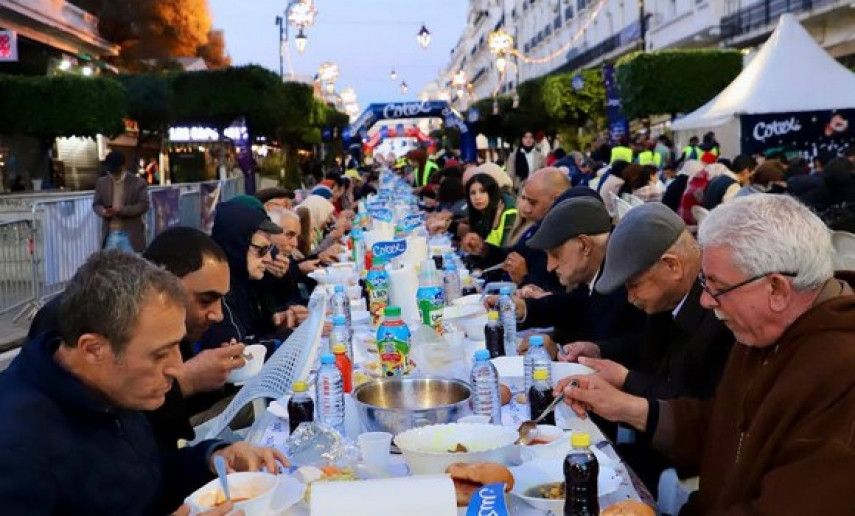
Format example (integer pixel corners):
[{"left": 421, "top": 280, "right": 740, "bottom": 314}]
[
  {"left": 249, "top": 242, "right": 273, "bottom": 257},
  {"left": 698, "top": 271, "right": 797, "bottom": 303}
]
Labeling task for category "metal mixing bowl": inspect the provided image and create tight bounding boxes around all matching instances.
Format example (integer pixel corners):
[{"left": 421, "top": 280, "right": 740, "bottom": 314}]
[{"left": 352, "top": 377, "right": 472, "bottom": 434}]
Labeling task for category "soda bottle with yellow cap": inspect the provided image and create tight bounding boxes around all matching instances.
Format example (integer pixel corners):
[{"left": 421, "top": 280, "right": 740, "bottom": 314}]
[
  {"left": 564, "top": 432, "right": 599, "bottom": 515},
  {"left": 287, "top": 380, "right": 314, "bottom": 433}
]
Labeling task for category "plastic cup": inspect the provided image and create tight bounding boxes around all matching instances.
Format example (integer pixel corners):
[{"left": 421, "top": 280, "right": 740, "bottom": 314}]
[{"left": 358, "top": 432, "right": 393, "bottom": 471}]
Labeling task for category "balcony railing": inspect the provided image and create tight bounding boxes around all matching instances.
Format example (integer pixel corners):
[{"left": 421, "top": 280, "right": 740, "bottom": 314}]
[
  {"left": 720, "top": 0, "right": 843, "bottom": 39},
  {"left": 562, "top": 21, "right": 641, "bottom": 72}
]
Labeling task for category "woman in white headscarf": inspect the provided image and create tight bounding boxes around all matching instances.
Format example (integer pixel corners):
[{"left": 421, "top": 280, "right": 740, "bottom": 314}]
[{"left": 295, "top": 194, "right": 337, "bottom": 257}]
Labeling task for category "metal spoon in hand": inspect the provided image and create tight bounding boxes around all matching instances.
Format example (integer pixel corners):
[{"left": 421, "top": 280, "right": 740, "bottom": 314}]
[{"left": 516, "top": 393, "right": 566, "bottom": 445}]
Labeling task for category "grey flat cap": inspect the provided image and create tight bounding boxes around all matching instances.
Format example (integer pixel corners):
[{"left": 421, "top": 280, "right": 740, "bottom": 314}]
[
  {"left": 595, "top": 203, "right": 685, "bottom": 294},
  {"left": 527, "top": 197, "right": 612, "bottom": 251}
]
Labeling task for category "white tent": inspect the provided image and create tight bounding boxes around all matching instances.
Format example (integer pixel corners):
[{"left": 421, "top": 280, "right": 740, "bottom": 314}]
[{"left": 671, "top": 13, "right": 855, "bottom": 156}]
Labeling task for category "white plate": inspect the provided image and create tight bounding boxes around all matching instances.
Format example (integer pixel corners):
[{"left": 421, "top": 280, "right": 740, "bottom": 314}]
[
  {"left": 269, "top": 475, "right": 306, "bottom": 515},
  {"left": 510, "top": 457, "right": 621, "bottom": 512}
]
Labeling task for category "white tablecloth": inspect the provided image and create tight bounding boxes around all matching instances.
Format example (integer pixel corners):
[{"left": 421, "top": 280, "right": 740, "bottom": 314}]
[{"left": 245, "top": 325, "right": 643, "bottom": 515}]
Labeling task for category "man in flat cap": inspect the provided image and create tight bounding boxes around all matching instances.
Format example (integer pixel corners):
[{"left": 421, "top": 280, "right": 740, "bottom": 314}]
[
  {"left": 556, "top": 202, "right": 734, "bottom": 493},
  {"left": 557, "top": 195, "right": 855, "bottom": 514},
  {"left": 509, "top": 196, "right": 644, "bottom": 353}
]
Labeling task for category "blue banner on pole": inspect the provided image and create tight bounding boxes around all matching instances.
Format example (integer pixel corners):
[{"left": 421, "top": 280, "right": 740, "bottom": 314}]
[{"left": 602, "top": 64, "right": 629, "bottom": 144}]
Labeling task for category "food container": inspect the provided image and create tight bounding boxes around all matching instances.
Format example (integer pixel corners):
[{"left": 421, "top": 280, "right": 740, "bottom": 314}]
[
  {"left": 442, "top": 304, "right": 487, "bottom": 340},
  {"left": 184, "top": 472, "right": 304, "bottom": 516},
  {"left": 510, "top": 458, "right": 621, "bottom": 512},
  {"left": 394, "top": 422, "right": 519, "bottom": 474},
  {"left": 515, "top": 425, "right": 569, "bottom": 462},
  {"left": 226, "top": 344, "right": 266, "bottom": 384},
  {"left": 352, "top": 377, "right": 472, "bottom": 435}
]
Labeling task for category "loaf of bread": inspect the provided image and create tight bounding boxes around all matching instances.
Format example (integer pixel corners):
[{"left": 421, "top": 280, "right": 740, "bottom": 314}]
[{"left": 446, "top": 462, "right": 514, "bottom": 507}]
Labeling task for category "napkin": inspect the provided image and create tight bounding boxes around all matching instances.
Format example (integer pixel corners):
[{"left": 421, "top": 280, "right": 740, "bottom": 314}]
[{"left": 310, "top": 475, "right": 457, "bottom": 516}]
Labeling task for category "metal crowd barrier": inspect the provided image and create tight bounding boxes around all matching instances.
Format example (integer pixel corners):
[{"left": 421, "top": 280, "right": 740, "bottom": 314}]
[
  {"left": 0, "top": 218, "right": 34, "bottom": 316},
  {"left": 0, "top": 177, "right": 245, "bottom": 319}
]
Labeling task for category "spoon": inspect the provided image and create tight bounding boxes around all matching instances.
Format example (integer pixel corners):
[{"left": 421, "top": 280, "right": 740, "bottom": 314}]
[
  {"left": 213, "top": 455, "right": 231, "bottom": 503},
  {"left": 516, "top": 394, "right": 565, "bottom": 445},
  {"left": 470, "top": 263, "right": 504, "bottom": 279}
]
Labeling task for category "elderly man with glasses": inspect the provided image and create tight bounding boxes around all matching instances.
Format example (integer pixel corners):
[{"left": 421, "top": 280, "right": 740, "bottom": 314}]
[
  {"left": 557, "top": 194, "right": 855, "bottom": 514},
  {"left": 556, "top": 202, "right": 735, "bottom": 494}
]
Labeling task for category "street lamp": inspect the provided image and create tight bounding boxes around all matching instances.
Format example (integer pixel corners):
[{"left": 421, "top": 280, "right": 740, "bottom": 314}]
[
  {"left": 496, "top": 55, "right": 507, "bottom": 73},
  {"left": 417, "top": 24, "right": 431, "bottom": 49},
  {"left": 400, "top": 81, "right": 409, "bottom": 94},
  {"left": 389, "top": 68, "right": 397, "bottom": 81},
  {"left": 294, "top": 28, "right": 307, "bottom": 53},
  {"left": 277, "top": 0, "right": 318, "bottom": 79}
]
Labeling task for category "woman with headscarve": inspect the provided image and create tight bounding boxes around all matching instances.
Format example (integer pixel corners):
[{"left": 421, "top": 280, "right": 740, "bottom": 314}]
[{"left": 464, "top": 173, "right": 517, "bottom": 248}]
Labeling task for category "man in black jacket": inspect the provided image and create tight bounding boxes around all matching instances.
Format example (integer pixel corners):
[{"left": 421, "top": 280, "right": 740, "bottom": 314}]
[
  {"left": 0, "top": 251, "right": 285, "bottom": 515},
  {"left": 28, "top": 228, "right": 250, "bottom": 452},
  {"left": 561, "top": 203, "right": 733, "bottom": 493},
  {"left": 507, "top": 196, "right": 645, "bottom": 354},
  {"left": 563, "top": 203, "right": 733, "bottom": 400}
]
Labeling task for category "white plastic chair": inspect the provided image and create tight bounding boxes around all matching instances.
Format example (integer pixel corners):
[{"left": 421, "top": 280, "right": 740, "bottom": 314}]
[
  {"left": 615, "top": 197, "right": 633, "bottom": 221},
  {"left": 691, "top": 205, "right": 710, "bottom": 226},
  {"left": 832, "top": 230, "right": 855, "bottom": 270},
  {"left": 192, "top": 292, "right": 329, "bottom": 442},
  {"left": 657, "top": 468, "right": 699, "bottom": 515}
]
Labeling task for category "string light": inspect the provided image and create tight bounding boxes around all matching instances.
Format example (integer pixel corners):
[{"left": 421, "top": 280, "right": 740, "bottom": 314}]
[
  {"left": 485, "top": 0, "right": 610, "bottom": 70},
  {"left": 400, "top": 81, "right": 409, "bottom": 94},
  {"left": 390, "top": 68, "right": 397, "bottom": 80},
  {"left": 417, "top": 24, "right": 431, "bottom": 49}
]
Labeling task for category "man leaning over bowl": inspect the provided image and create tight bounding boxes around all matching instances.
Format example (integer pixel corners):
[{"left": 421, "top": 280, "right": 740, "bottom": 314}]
[
  {"left": 555, "top": 195, "right": 855, "bottom": 514},
  {"left": 0, "top": 251, "right": 287, "bottom": 515}
]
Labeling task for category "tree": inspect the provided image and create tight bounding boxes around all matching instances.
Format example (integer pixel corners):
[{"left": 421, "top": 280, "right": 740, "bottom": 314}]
[
  {"left": 615, "top": 49, "right": 742, "bottom": 119},
  {"left": 0, "top": 75, "right": 125, "bottom": 138},
  {"left": 543, "top": 68, "right": 606, "bottom": 129}
]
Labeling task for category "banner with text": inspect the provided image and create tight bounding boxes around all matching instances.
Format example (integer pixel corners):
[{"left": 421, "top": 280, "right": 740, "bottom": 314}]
[{"left": 739, "top": 109, "right": 855, "bottom": 157}]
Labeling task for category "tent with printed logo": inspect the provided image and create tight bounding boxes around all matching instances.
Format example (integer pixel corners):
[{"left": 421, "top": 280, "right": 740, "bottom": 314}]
[{"left": 671, "top": 14, "right": 855, "bottom": 158}]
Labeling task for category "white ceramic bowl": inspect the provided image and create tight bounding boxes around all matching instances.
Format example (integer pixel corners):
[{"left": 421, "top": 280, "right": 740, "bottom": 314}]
[
  {"left": 394, "top": 422, "right": 518, "bottom": 475},
  {"left": 185, "top": 472, "right": 304, "bottom": 516},
  {"left": 227, "top": 344, "right": 266, "bottom": 384},
  {"left": 442, "top": 304, "right": 487, "bottom": 340},
  {"left": 517, "top": 425, "right": 569, "bottom": 462},
  {"left": 510, "top": 458, "right": 621, "bottom": 512}
]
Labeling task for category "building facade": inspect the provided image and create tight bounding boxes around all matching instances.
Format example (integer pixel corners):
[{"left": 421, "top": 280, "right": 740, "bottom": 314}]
[{"left": 426, "top": 0, "right": 855, "bottom": 110}]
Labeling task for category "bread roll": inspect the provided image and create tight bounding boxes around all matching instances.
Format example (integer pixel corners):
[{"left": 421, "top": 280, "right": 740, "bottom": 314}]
[
  {"left": 446, "top": 462, "right": 514, "bottom": 507},
  {"left": 499, "top": 383, "right": 512, "bottom": 405},
  {"left": 601, "top": 500, "right": 656, "bottom": 516}
]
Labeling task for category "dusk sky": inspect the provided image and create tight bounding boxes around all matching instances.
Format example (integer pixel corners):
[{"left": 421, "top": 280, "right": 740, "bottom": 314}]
[{"left": 208, "top": 0, "right": 468, "bottom": 109}]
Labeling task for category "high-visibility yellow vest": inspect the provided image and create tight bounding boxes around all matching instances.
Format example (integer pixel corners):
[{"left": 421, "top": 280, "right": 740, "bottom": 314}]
[
  {"left": 486, "top": 208, "right": 517, "bottom": 247},
  {"left": 681, "top": 146, "right": 700, "bottom": 160},
  {"left": 610, "top": 146, "right": 633, "bottom": 164},
  {"left": 637, "top": 150, "right": 662, "bottom": 167},
  {"left": 420, "top": 160, "right": 439, "bottom": 186}
]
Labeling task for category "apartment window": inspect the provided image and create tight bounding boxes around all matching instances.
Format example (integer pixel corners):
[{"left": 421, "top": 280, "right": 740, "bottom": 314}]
[
  {"left": 512, "top": 8, "right": 517, "bottom": 18},
  {"left": 554, "top": 15, "right": 562, "bottom": 30},
  {"left": 524, "top": 42, "right": 530, "bottom": 53},
  {"left": 577, "top": 0, "right": 588, "bottom": 11},
  {"left": 565, "top": 5, "right": 574, "bottom": 20},
  {"left": 545, "top": 25, "right": 552, "bottom": 37}
]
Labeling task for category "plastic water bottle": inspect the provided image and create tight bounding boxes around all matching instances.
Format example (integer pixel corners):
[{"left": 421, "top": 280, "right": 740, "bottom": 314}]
[
  {"left": 350, "top": 228, "right": 366, "bottom": 274},
  {"left": 331, "top": 285, "right": 352, "bottom": 339},
  {"left": 524, "top": 335, "right": 552, "bottom": 398},
  {"left": 497, "top": 287, "right": 517, "bottom": 356},
  {"left": 470, "top": 349, "right": 501, "bottom": 424},
  {"left": 443, "top": 261, "right": 461, "bottom": 304},
  {"left": 315, "top": 353, "right": 344, "bottom": 433},
  {"left": 329, "top": 314, "right": 352, "bottom": 359},
  {"left": 416, "top": 258, "right": 445, "bottom": 331}
]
